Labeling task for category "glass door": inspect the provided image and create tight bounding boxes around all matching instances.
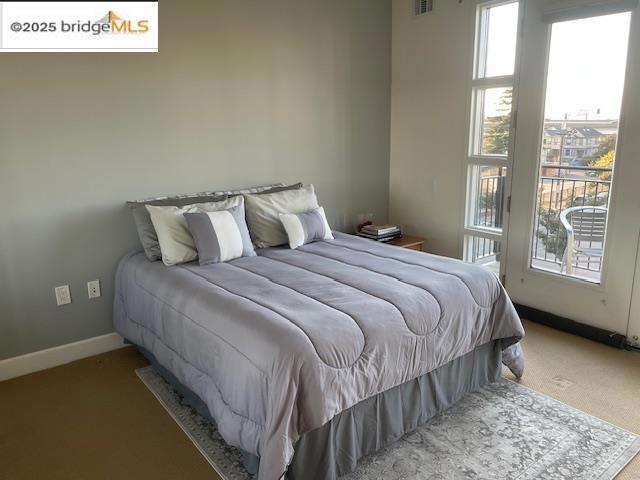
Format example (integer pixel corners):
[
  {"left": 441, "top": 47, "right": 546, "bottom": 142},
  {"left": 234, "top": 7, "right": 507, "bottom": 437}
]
[
  {"left": 529, "top": 12, "right": 631, "bottom": 284},
  {"left": 505, "top": 0, "right": 640, "bottom": 336}
]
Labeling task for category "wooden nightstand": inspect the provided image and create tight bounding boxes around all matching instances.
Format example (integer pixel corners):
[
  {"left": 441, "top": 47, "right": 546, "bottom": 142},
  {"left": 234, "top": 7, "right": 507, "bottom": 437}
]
[{"left": 387, "top": 234, "right": 426, "bottom": 251}]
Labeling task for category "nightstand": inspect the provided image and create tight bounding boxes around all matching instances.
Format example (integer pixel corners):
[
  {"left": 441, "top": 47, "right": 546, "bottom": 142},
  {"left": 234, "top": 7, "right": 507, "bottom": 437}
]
[{"left": 387, "top": 234, "right": 426, "bottom": 252}]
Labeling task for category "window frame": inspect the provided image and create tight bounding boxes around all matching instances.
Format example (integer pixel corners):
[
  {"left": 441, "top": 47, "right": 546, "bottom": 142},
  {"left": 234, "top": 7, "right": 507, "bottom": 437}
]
[{"left": 460, "top": 0, "right": 523, "bottom": 279}]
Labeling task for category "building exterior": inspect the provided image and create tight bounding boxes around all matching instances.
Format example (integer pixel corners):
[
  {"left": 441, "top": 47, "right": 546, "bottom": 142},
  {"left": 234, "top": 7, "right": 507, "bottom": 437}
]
[{"left": 540, "top": 119, "right": 618, "bottom": 166}]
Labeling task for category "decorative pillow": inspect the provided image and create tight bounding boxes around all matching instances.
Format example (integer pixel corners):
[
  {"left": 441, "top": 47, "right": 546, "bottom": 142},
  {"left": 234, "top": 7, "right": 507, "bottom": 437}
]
[
  {"left": 127, "top": 193, "right": 228, "bottom": 261},
  {"left": 127, "top": 183, "right": 287, "bottom": 261},
  {"left": 146, "top": 196, "right": 243, "bottom": 266},
  {"left": 184, "top": 204, "right": 256, "bottom": 265},
  {"left": 244, "top": 184, "right": 319, "bottom": 248},
  {"left": 279, "top": 207, "right": 333, "bottom": 249}
]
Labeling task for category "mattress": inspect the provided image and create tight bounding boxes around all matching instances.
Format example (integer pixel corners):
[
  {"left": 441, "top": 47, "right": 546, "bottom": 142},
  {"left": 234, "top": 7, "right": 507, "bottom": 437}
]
[{"left": 113, "top": 232, "right": 525, "bottom": 480}]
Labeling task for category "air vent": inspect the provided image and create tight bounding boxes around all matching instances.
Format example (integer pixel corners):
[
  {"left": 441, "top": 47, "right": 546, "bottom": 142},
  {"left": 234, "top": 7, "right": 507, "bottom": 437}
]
[{"left": 414, "top": 0, "right": 434, "bottom": 16}]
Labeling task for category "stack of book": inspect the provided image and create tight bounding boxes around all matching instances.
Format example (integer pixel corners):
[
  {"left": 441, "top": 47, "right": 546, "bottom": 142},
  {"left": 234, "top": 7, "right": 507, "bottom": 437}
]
[{"left": 356, "top": 224, "right": 402, "bottom": 242}]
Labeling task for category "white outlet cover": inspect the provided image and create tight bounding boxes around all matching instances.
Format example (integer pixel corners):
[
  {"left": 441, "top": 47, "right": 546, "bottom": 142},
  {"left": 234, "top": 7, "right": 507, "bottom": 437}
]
[
  {"left": 55, "top": 285, "right": 71, "bottom": 306},
  {"left": 87, "top": 280, "right": 101, "bottom": 299}
]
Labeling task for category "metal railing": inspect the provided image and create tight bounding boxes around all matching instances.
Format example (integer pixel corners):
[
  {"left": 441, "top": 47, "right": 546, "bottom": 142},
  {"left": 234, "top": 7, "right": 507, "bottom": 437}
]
[
  {"left": 531, "top": 164, "right": 611, "bottom": 273},
  {"left": 472, "top": 164, "right": 612, "bottom": 273},
  {"left": 472, "top": 171, "right": 504, "bottom": 263}
]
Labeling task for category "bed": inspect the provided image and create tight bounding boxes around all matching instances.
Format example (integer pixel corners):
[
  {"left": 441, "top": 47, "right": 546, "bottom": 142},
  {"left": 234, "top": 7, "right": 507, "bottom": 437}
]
[{"left": 114, "top": 232, "right": 524, "bottom": 480}]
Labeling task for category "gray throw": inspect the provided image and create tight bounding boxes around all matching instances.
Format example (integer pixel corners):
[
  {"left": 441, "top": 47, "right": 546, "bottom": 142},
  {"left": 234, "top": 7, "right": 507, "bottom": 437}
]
[{"left": 113, "top": 232, "right": 524, "bottom": 480}]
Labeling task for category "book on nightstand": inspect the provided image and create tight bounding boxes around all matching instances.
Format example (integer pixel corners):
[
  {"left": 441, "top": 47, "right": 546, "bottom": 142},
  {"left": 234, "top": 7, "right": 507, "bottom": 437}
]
[{"left": 356, "top": 224, "right": 402, "bottom": 242}]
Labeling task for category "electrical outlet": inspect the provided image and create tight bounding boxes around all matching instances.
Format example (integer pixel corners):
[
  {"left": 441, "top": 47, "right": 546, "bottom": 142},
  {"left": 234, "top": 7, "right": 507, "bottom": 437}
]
[
  {"left": 87, "top": 280, "right": 101, "bottom": 299},
  {"left": 55, "top": 285, "right": 71, "bottom": 306}
]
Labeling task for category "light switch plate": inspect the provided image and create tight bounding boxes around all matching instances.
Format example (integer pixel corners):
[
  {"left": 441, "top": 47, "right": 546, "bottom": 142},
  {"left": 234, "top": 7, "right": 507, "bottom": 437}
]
[{"left": 55, "top": 285, "right": 71, "bottom": 306}]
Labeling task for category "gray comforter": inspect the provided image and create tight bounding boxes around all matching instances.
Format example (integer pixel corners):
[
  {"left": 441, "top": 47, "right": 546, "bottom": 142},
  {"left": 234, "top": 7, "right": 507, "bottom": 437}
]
[{"left": 114, "top": 233, "right": 524, "bottom": 480}]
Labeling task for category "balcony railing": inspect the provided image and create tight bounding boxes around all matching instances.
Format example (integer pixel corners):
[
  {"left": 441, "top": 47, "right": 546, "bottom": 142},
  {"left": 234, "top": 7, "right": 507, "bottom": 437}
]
[
  {"left": 531, "top": 164, "right": 611, "bottom": 276},
  {"left": 473, "top": 164, "right": 612, "bottom": 278},
  {"left": 472, "top": 170, "right": 504, "bottom": 264}
]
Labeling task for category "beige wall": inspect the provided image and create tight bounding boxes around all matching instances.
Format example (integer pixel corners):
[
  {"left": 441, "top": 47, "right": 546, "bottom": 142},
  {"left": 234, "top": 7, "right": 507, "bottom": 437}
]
[
  {"left": 0, "top": 0, "right": 392, "bottom": 360},
  {"left": 389, "top": 0, "right": 473, "bottom": 257}
]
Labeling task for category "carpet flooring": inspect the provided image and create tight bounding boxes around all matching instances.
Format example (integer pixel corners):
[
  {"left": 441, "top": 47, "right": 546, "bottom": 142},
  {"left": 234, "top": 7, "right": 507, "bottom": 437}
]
[{"left": 1, "top": 319, "right": 638, "bottom": 480}]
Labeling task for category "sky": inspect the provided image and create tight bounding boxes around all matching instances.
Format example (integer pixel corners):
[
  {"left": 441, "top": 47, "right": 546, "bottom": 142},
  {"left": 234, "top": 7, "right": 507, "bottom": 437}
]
[
  {"left": 545, "top": 12, "right": 631, "bottom": 120},
  {"left": 484, "top": 4, "right": 631, "bottom": 121}
]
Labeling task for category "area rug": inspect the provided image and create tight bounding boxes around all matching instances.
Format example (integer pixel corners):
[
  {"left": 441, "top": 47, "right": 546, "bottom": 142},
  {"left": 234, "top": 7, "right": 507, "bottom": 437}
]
[{"left": 136, "top": 366, "right": 640, "bottom": 479}]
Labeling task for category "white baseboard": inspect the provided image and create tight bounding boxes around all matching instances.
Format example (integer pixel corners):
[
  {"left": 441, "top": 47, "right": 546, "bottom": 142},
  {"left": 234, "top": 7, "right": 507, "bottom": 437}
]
[{"left": 0, "top": 332, "right": 126, "bottom": 382}]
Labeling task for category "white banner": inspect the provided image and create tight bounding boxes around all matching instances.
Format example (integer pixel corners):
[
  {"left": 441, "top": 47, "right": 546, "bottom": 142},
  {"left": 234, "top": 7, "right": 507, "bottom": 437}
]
[{"left": 0, "top": 2, "right": 158, "bottom": 52}]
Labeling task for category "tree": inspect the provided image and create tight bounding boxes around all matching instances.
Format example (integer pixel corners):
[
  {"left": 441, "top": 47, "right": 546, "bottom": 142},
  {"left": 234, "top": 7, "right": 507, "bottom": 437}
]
[
  {"left": 584, "top": 133, "right": 615, "bottom": 184},
  {"left": 590, "top": 134, "right": 616, "bottom": 161},
  {"left": 593, "top": 150, "right": 614, "bottom": 181},
  {"left": 482, "top": 89, "right": 512, "bottom": 155}
]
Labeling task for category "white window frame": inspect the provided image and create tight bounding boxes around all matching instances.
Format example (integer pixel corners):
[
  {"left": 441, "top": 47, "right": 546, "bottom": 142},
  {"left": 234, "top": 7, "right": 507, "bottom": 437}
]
[{"left": 460, "top": 0, "right": 523, "bottom": 282}]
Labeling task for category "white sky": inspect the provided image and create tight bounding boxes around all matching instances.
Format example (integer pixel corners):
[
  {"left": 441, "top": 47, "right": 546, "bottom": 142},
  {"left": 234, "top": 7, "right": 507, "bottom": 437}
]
[
  {"left": 485, "top": 5, "right": 631, "bottom": 121},
  {"left": 545, "top": 12, "right": 631, "bottom": 120}
]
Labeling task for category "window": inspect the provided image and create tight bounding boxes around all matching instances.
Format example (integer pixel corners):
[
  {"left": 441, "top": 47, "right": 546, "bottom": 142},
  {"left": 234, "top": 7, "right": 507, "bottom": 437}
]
[
  {"left": 471, "top": 87, "right": 513, "bottom": 156},
  {"left": 475, "top": 1, "right": 519, "bottom": 78},
  {"left": 462, "top": 1, "right": 520, "bottom": 278}
]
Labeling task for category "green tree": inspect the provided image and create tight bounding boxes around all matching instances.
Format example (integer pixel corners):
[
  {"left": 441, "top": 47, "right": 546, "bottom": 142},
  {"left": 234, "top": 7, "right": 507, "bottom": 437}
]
[
  {"left": 482, "top": 89, "right": 512, "bottom": 155},
  {"left": 589, "top": 134, "right": 616, "bottom": 161},
  {"left": 586, "top": 134, "right": 615, "bottom": 183},
  {"left": 593, "top": 150, "right": 614, "bottom": 181}
]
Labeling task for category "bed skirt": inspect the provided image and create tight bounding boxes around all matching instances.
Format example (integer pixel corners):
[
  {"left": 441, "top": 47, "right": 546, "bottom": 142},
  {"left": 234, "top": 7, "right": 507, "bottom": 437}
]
[{"left": 135, "top": 340, "right": 502, "bottom": 480}]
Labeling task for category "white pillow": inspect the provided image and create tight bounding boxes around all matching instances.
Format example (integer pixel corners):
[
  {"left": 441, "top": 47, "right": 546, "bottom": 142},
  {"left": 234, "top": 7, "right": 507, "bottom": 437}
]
[
  {"left": 244, "top": 184, "right": 319, "bottom": 248},
  {"left": 146, "top": 196, "right": 242, "bottom": 266},
  {"left": 280, "top": 207, "right": 333, "bottom": 249}
]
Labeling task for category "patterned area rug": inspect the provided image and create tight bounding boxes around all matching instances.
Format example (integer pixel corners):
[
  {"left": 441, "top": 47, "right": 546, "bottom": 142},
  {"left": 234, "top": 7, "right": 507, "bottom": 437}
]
[{"left": 136, "top": 366, "right": 640, "bottom": 479}]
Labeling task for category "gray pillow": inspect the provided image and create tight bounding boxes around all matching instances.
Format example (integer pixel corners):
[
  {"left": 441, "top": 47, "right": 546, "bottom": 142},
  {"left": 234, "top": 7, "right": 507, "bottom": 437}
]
[
  {"left": 279, "top": 207, "right": 334, "bottom": 249},
  {"left": 184, "top": 204, "right": 256, "bottom": 265},
  {"left": 127, "top": 193, "right": 228, "bottom": 261},
  {"left": 244, "top": 184, "right": 319, "bottom": 248},
  {"left": 257, "top": 182, "right": 303, "bottom": 195},
  {"left": 226, "top": 182, "right": 302, "bottom": 198},
  {"left": 127, "top": 183, "right": 293, "bottom": 260}
]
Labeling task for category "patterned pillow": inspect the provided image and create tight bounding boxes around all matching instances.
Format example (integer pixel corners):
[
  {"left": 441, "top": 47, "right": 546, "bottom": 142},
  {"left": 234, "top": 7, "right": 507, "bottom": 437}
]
[
  {"left": 184, "top": 204, "right": 256, "bottom": 265},
  {"left": 279, "top": 206, "right": 333, "bottom": 250}
]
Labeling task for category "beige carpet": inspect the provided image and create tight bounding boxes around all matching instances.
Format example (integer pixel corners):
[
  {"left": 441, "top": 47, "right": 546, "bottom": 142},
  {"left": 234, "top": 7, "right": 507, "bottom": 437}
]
[
  {"left": 504, "top": 320, "right": 640, "bottom": 479},
  {"left": 0, "top": 319, "right": 638, "bottom": 480}
]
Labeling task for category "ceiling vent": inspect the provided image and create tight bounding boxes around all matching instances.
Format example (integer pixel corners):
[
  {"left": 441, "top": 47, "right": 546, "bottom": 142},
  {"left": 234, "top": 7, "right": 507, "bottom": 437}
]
[{"left": 414, "top": 0, "right": 434, "bottom": 16}]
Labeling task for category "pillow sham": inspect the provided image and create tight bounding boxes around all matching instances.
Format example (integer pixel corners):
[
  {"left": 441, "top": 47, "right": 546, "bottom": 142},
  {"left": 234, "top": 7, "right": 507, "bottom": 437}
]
[
  {"left": 211, "top": 183, "right": 286, "bottom": 197},
  {"left": 127, "top": 183, "right": 288, "bottom": 261},
  {"left": 146, "top": 196, "right": 243, "bottom": 266},
  {"left": 184, "top": 204, "right": 256, "bottom": 265},
  {"left": 279, "top": 207, "right": 333, "bottom": 249},
  {"left": 244, "top": 184, "right": 319, "bottom": 248},
  {"left": 128, "top": 193, "right": 228, "bottom": 261},
  {"left": 254, "top": 182, "right": 303, "bottom": 195}
]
